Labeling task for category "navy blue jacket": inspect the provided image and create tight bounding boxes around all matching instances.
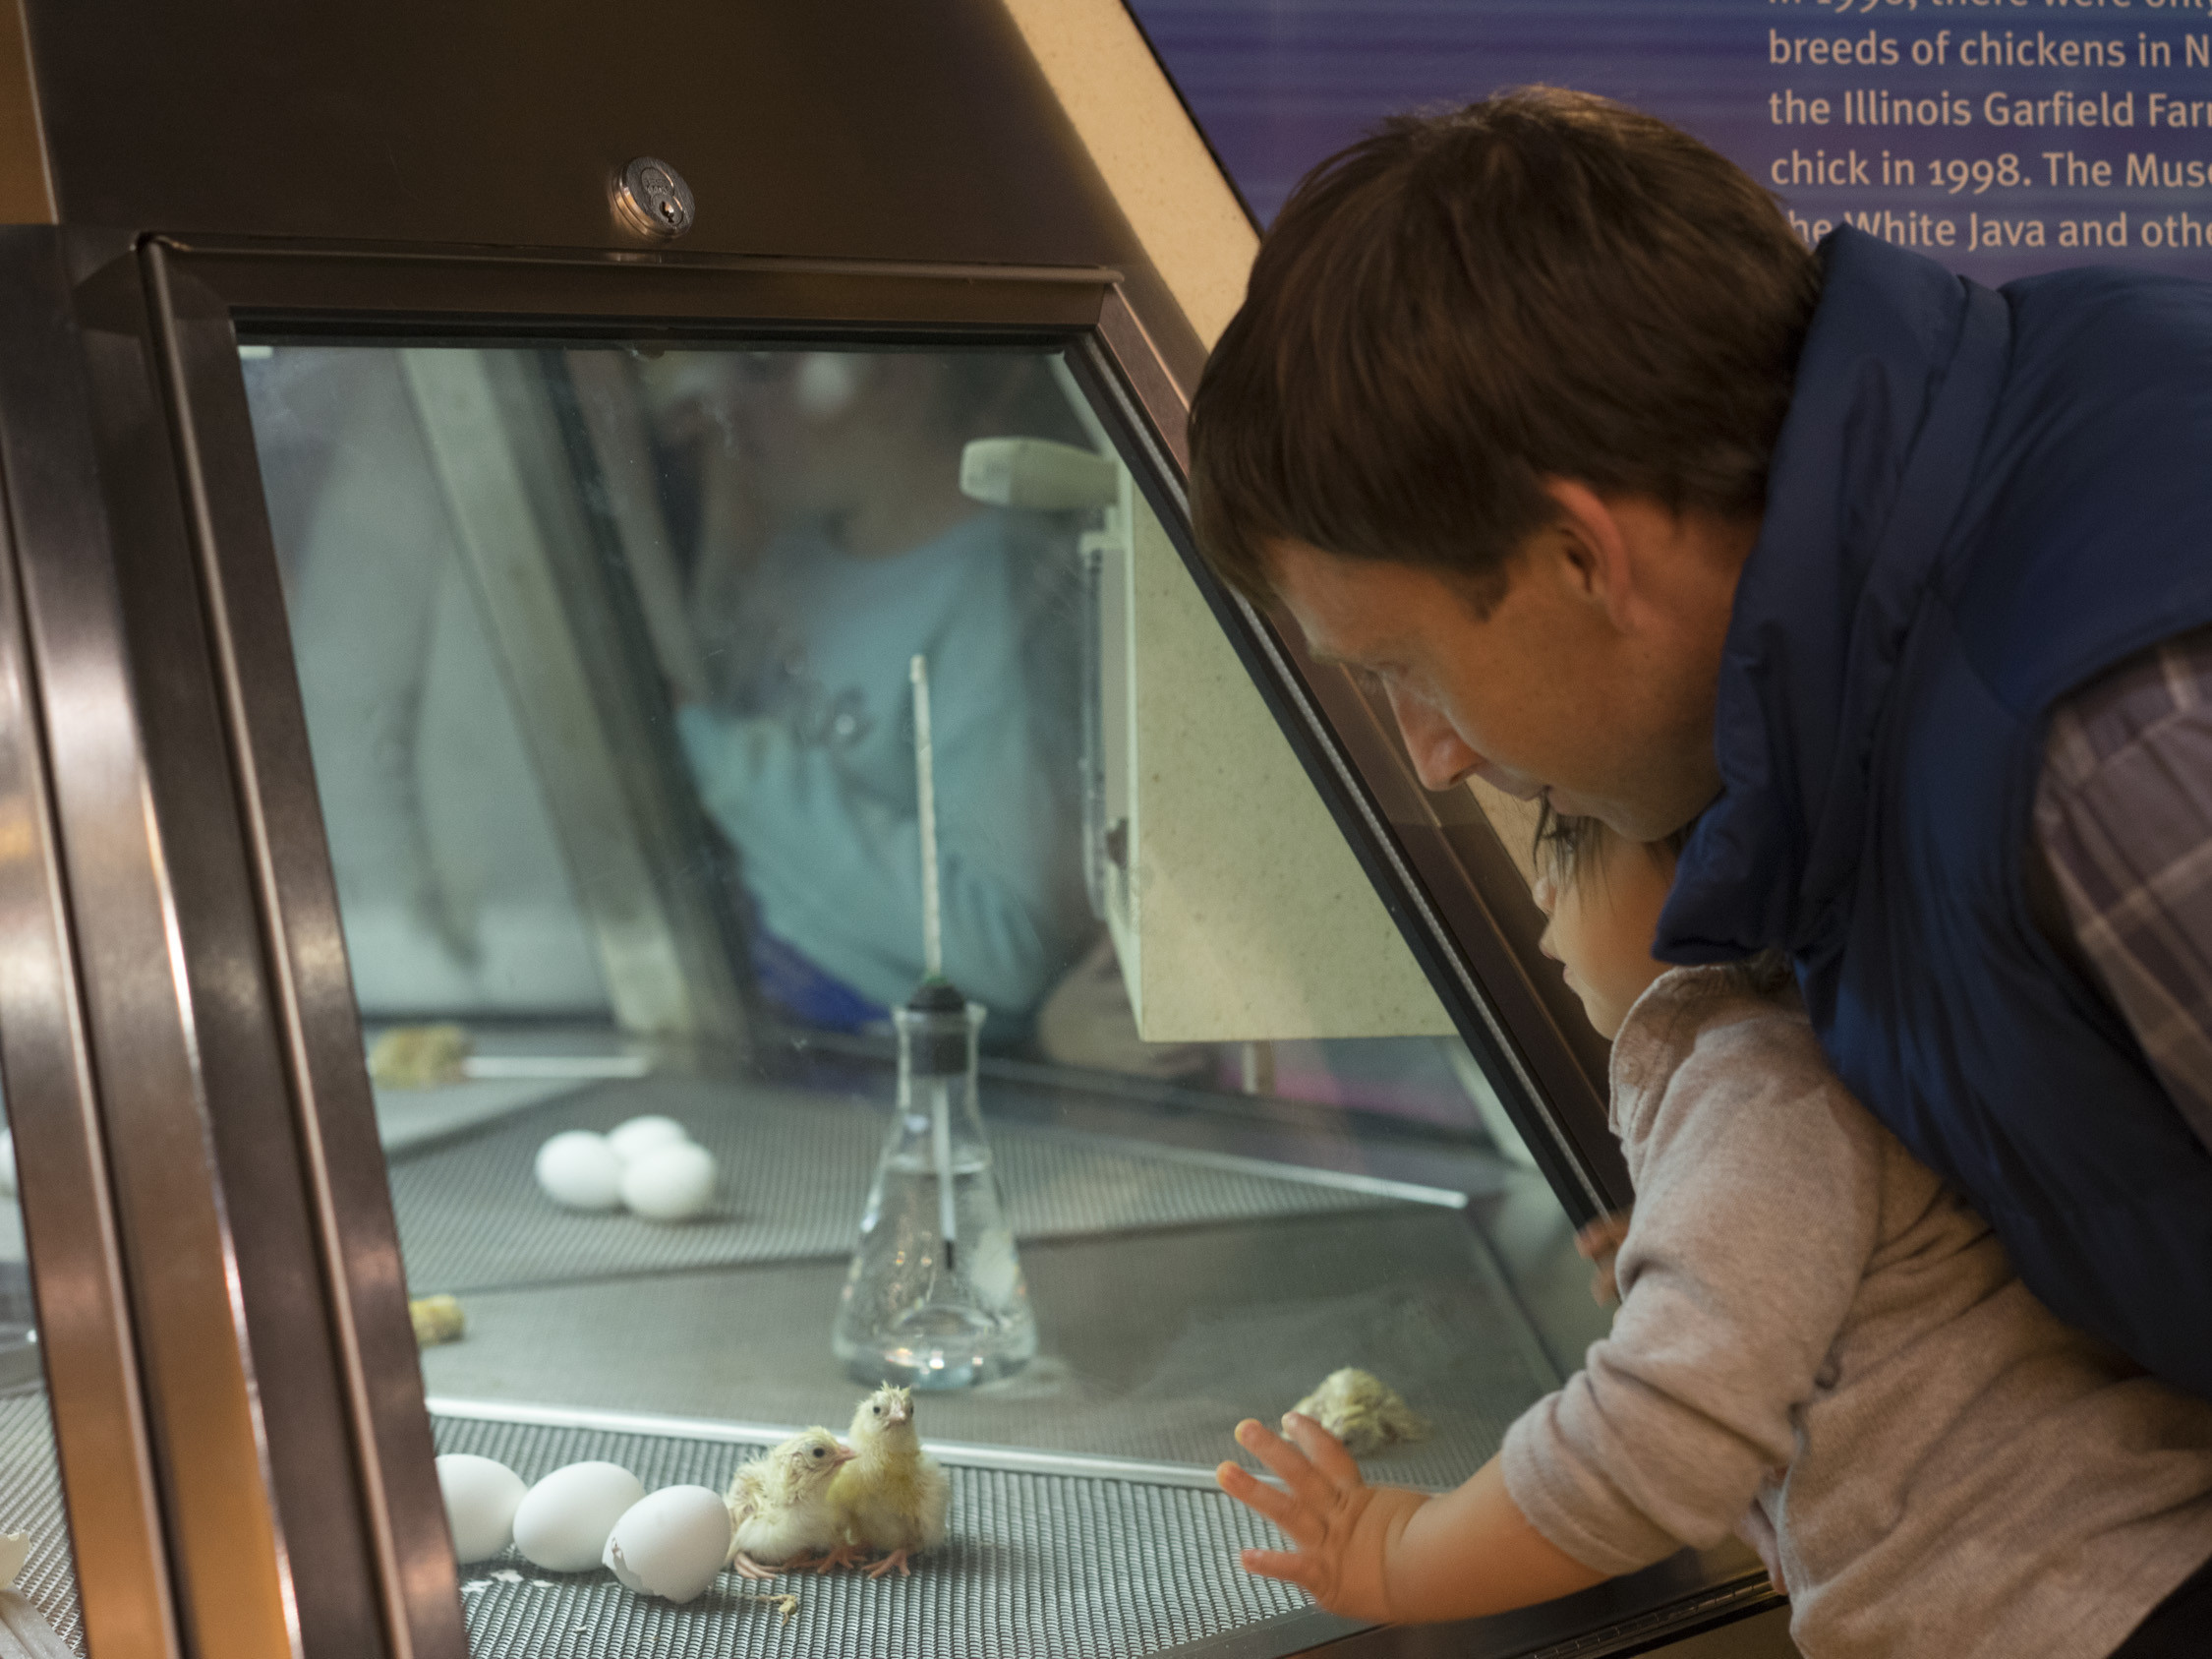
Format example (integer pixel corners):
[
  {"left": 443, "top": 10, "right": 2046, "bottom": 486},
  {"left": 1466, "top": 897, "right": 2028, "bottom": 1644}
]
[{"left": 1659, "top": 227, "right": 2212, "bottom": 1397}]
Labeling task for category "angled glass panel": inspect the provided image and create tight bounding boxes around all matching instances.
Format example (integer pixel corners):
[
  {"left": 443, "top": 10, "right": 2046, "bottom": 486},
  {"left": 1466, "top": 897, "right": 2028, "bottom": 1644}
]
[{"left": 237, "top": 333, "right": 1594, "bottom": 1659}]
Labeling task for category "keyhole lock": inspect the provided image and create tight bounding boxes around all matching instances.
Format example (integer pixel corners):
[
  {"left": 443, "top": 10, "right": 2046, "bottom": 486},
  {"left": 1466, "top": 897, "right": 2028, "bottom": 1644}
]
[{"left": 612, "top": 155, "right": 696, "bottom": 240}]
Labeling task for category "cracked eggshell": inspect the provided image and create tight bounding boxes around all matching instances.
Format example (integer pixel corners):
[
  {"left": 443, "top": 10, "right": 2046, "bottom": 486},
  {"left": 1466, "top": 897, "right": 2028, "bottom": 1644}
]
[
  {"left": 437, "top": 1453, "right": 528, "bottom": 1564},
  {"left": 607, "top": 1115, "right": 689, "bottom": 1163},
  {"left": 619, "top": 1142, "right": 717, "bottom": 1222},
  {"left": 534, "top": 1131, "right": 623, "bottom": 1211},
  {"left": 512, "top": 1461, "right": 645, "bottom": 1572},
  {"left": 0, "top": 1128, "right": 16, "bottom": 1199},
  {"left": 603, "top": 1485, "right": 732, "bottom": 1603},
  {"left": 0, "top": 1530, "right": 26, "bottom": 1585}
]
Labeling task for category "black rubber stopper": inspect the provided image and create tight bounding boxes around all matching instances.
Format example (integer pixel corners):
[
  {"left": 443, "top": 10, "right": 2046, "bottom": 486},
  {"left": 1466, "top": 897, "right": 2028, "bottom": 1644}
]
[{"left": 905, "top": 977, "right": 971, "bottom": 1075}]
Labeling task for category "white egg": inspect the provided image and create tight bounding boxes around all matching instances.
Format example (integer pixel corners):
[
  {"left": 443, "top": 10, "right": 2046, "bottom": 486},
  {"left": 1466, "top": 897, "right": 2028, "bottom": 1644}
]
[
  {"left": 603, "top": 1485, "right": 732, "bottom": 1603},
  {"left": 607, "top": 1114, "right": 690, "bottom": 1162},
  {"left": 534, "top": 1132, "right": 623, "bottom": 1211},
  {"left": 619, "top": 1142, "right": 717, "bottom": 1222},
  {"left": 511, "top": 1461, "right": 645, "bottom": 1572},
  {"left": 0, "top": 1128, "right": 16, "bottom": 1199},
  {"left": 436, "top": 1453, "right": 528, "bottom": 1564}
]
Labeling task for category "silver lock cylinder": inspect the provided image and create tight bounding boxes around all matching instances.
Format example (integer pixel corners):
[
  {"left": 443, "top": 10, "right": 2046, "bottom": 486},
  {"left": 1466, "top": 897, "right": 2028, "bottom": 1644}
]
[{"left": 611, "top": 156, "right": 695, "bottom": 239}]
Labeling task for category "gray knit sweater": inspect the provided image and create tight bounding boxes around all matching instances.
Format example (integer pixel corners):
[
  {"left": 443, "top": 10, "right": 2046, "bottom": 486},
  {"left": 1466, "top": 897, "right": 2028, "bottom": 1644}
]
[{"left": 1501, "top": 967, "right": 2212, "bottom": 1659}]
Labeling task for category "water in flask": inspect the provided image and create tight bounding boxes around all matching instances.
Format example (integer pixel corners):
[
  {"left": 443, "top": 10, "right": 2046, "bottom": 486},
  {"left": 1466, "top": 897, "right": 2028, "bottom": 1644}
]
[{"left": 833, "top": 982, "right": 1036, "bottom": 1390}]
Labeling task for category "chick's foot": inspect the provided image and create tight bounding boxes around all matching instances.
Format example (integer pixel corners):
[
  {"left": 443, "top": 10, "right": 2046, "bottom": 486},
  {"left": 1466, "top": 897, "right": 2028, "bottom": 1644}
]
[
  {"left": 864, "top": 1549, "right": 914, "bottom": 1580},
  {"left": 813, "top": 1546, "right": 862, "bottom": 1574},
  {"left": 731, "top": 1551, "right": 781, "bottom": 1580}
]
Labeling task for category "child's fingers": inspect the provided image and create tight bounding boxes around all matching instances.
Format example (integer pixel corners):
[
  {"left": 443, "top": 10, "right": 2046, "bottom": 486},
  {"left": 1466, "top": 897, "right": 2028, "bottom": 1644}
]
[
  {"left": 1215, "top": 1461, "right": 1326, "bottom": 1550},
  {"left": 1238, "top": 1546, "right": 1318, "bottom": 1590},
  {"left": 1588, "top": 1258, "right": 1619, "bottom": 1307},
  {"left": 1575, "top": 1211, "right": 1633, "bottom": 1261},
  {"left": 1233, "top": 1418, "right": 1335, "bottom": 1511},
  {"left": 1278, "top": 1411, "right": 1365, "bottom": 1487}
]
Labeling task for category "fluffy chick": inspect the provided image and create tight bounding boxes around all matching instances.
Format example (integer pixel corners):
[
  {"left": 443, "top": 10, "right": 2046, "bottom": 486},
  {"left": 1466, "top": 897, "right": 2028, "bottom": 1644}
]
[
  {"left": 1290, "top": 1367, "right": 1429, "bottom": 1458},
  {"left": 726, "top": 1428, "right": 856, "bottom": 1578},
  {"left": 829, "top": 1385, "right": 949, "bottom": 1578}
]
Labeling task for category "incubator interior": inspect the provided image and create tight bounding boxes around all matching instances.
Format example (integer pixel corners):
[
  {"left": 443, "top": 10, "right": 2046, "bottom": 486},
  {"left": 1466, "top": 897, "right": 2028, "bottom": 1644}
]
[{"left": 233, "top": 335, "right": 1608, "bottom": 1658}]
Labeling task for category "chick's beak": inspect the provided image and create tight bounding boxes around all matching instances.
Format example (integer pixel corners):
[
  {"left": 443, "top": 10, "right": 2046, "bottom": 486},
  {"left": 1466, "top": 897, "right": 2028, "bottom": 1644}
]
[{"left": 832, "top": 1444, "right": 859, "bottom": 1466}]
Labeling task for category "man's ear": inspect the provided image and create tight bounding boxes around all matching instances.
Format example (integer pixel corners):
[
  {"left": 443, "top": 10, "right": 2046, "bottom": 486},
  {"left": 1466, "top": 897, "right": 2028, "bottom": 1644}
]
[{"left": 1540, "top": 478, "right": 1641, "bottom": 633}]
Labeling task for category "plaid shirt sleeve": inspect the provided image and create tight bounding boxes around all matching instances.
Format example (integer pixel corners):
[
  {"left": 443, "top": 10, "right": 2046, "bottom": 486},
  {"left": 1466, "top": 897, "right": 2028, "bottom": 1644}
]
[{"left": 2033, "top": 626, "right": 2212, "bottom": 1154}]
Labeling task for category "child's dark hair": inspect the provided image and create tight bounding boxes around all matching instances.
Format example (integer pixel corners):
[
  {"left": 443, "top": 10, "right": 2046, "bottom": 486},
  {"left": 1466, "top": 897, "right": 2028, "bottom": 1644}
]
[
  {"left": 1533, "top": 800, "right": 1687, "bottom": 888},
  {"left": 1534, "top": 803, "right": 1792, "bottom": 995}
]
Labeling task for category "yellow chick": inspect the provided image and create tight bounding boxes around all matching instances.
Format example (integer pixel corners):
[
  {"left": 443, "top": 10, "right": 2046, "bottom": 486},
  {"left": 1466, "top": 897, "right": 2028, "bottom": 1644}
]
[
  {"left": 726, "top": 1428, "right": 856, "bottom": 1578},
  {"left": 367, "top": 1023, "right": 470, "bottom": 1088},
  {"left": 407, "top": 1293, "right": 465, "bottom": 1348},
  {"left": 829, "top": 1385, "right": 949, "bottom": 1578},
  {"left": 1290, "top": 1368, "right": 1430, "bottom": 1458}
]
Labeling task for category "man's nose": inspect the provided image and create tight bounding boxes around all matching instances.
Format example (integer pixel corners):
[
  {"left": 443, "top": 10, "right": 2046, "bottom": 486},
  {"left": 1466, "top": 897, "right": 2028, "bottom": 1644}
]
[{"left": 1385, "top": 683, "right": 1484, "bottom": 792}]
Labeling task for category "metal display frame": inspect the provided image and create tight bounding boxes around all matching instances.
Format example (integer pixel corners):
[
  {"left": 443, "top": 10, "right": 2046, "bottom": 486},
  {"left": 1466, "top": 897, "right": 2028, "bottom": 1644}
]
[
  {"left": 113, "top": 230, "right": 1744, "bottom": 1654},
  {"left": 0, "top": 229, "right": 180, "bottom": 1659},
  {"left": 0, "top": 226, "right": 412, "bottom": 1659}
]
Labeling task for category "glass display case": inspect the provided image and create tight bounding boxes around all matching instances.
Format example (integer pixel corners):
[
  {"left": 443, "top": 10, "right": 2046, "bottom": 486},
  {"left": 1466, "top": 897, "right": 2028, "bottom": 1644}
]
[
  {"left": 232, "top": 328, "right": 1595, "bottom": 1649},
  {"left": 0, "top": 1, "right": 1790, "bottom": 1655},
  {"left": 155, "top": 257, "right": 1765, "bottom": 1659}
]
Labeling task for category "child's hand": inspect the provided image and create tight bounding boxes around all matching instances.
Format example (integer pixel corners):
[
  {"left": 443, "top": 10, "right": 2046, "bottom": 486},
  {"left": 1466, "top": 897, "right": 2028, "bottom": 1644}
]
[
  {"left": 1576, "top": 1209, "right": 1634, "bottom": 1307},
  {"left": 1215, "top": 1412, "right": 1429, "bottom": 1622}
]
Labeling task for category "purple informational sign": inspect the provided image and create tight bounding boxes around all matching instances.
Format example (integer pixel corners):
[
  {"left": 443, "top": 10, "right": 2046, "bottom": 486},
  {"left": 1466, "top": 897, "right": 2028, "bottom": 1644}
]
[{"left": 1130, "top": 0, "right": 2212, "bottom": 282}]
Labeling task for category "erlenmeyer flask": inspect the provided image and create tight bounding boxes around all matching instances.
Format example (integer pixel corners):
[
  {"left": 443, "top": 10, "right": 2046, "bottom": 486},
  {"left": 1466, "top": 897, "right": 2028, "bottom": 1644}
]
[{"left": 832, "top": 980, "right": 1036, "bottom": 1389}]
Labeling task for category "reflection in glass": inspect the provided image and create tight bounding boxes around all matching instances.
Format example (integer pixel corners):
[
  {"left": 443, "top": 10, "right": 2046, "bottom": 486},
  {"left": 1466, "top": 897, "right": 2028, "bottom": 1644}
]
[
  {"left": 249, "top": 346, "right": 614, "bottom": 1020},
  {"left": 640, "top": 347, "right": 1092, "bottom": 1038},
  {"left": 241, "top": 337, "right": 1579, "bottom": 1657}
]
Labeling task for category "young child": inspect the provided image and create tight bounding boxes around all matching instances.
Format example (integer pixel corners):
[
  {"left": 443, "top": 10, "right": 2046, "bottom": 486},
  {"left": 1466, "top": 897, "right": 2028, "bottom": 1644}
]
[{"left": 1217, "top": 813, "right": 2212, "bottom": 1658}]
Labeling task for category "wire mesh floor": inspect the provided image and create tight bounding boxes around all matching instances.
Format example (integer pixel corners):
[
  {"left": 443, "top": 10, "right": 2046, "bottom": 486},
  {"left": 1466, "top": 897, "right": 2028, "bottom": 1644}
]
[
  {"left": 434, "top": 1411, "right": 1354, "bottom": 1659},
  {"left": 0, "top": 1388, "right": 81, "bottom": 1651},
  {"left": 389, "top": 1076, "right": 1424, "bottom": 1296}
]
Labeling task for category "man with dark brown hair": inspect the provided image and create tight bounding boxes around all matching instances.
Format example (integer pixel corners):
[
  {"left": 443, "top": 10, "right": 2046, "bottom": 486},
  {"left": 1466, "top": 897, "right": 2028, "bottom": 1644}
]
[{"left": 1190, "top": 89, "right": 2212, "bottom": 1403}]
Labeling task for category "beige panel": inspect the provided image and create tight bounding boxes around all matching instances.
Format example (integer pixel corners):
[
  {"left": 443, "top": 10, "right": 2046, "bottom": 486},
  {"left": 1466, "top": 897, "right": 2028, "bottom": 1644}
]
[
  {"left": 1123, "top": 491, "right": 1454, "bottom": 1041},
  {"left": 1007, "top": 0, "right": 1457, "bottom": 1041},
  {"left": 996, "top": 0, "right": 1255, "bottom": 347}
]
